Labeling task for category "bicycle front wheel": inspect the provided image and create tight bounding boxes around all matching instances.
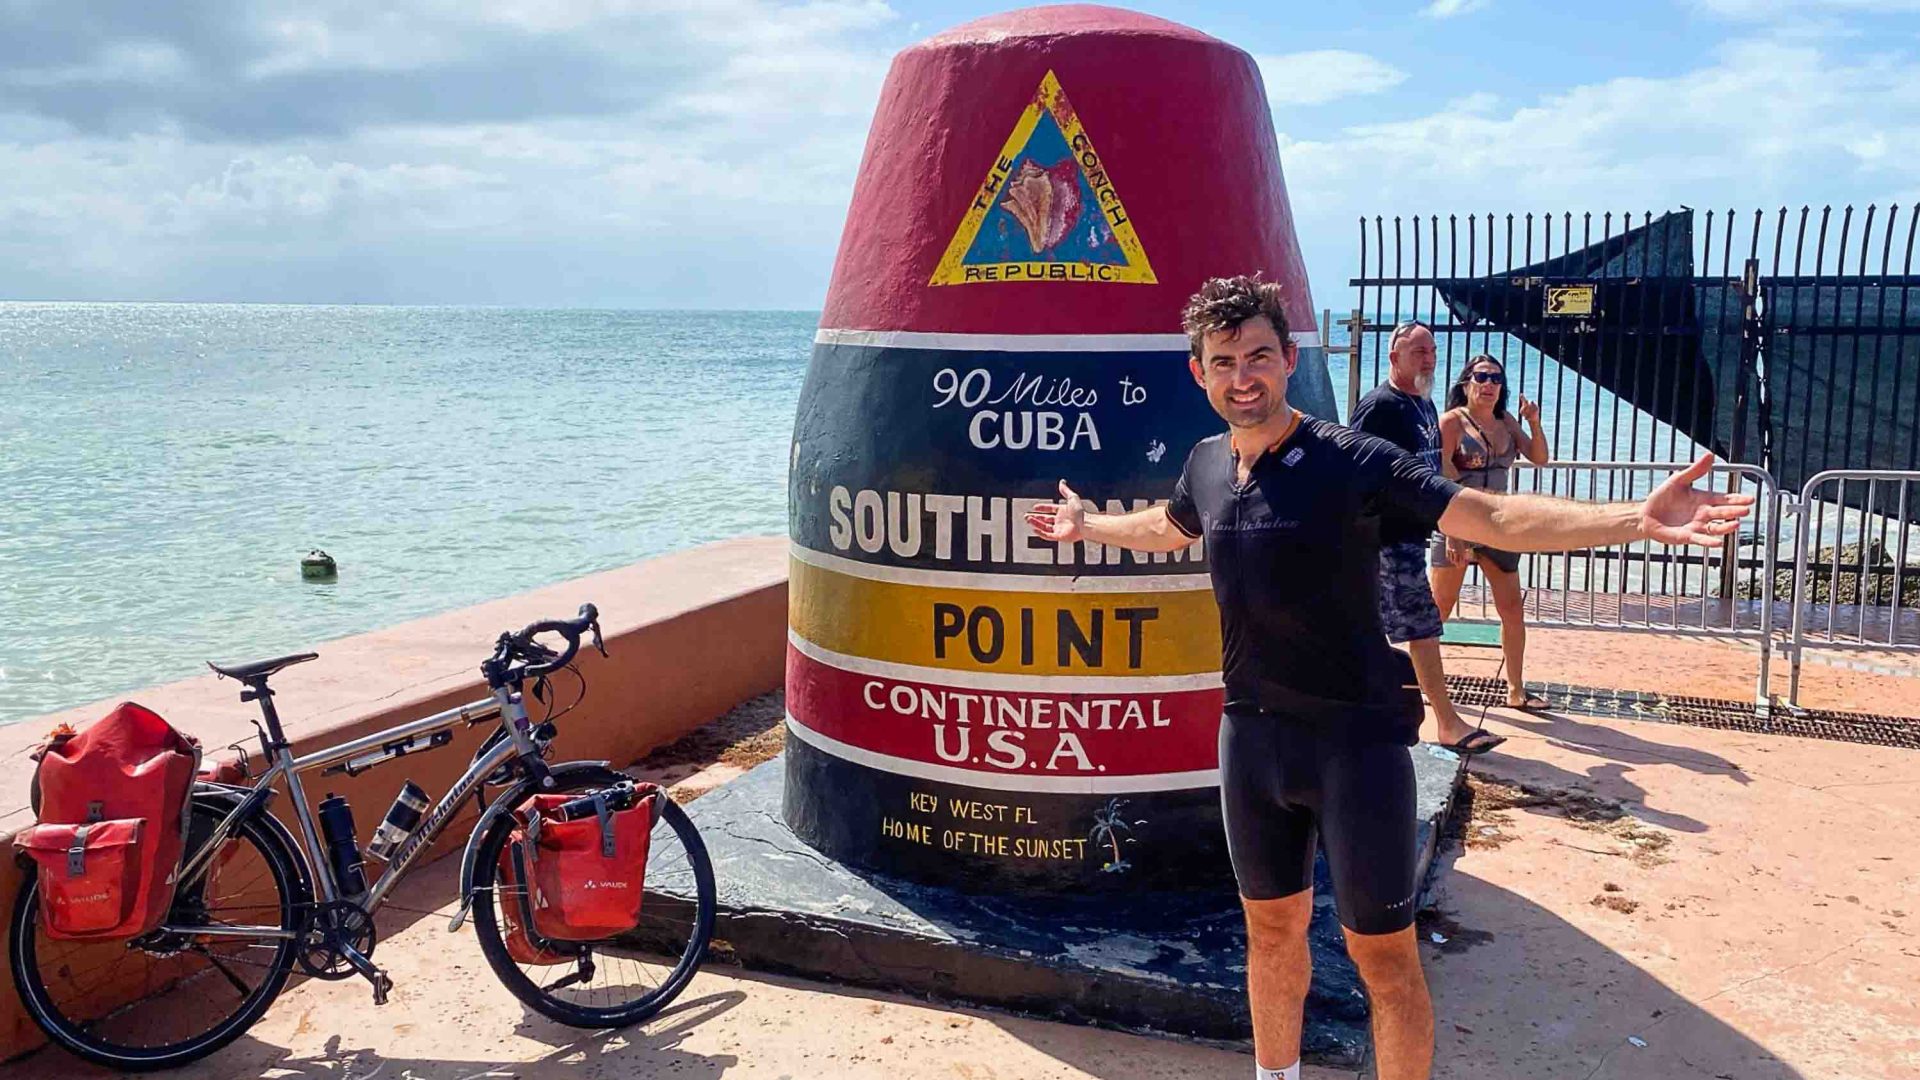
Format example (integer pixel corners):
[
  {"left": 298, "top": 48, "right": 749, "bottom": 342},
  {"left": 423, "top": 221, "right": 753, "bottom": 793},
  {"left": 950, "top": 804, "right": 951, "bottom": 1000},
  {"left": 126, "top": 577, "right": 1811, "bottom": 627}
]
[
  {"left": 471, "top": 766, "right": 715, "bottom": 1028},
  {"left": 9, "top": 798, "right": 303, "bottom": 1071}
]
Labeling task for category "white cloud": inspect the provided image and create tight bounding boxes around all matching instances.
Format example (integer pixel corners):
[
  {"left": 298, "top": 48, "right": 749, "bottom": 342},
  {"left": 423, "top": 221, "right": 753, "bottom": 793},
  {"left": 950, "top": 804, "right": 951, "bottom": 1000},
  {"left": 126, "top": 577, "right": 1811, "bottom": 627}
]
[
  {"left": 1421, "top": 0, "right": 1491, "bottom": 19},
  {"left": 1694, "top": 0, "right": 1920, "bottom": 16},
  {"left": 4, "top": 42, "right": 192, "bottom": 88},
  {"left": 1276, "top": 34, "right": 1920, "bottom": 310},
  {"left": 0, "top": 0, "right": 901, "bottom": 304},
  {"left": 1285, "top": 38, "right": 1920, "bottom": 203},
  {"left": 169, "top": 155, "right": 502, "bottom": 229},
  {"left": 1257, "top": 50, "right": 1409, "bottom": 107},
  {"left": 1442, "top": 91, "right": 1502, "bottom": 114},
  {"left": 245, "top": 13, "right": 465, "bottom": 78}
]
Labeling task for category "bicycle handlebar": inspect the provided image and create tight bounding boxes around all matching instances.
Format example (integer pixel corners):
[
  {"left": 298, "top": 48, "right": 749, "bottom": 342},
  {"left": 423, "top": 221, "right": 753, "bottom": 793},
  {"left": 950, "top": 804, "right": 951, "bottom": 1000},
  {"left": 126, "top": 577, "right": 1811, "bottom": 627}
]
[
  {"left": 485, "top": 603, "right": 605, "bottom": 685},
  {"left": 548, "top": 779, "right": 642, "bottom": 821},
  {"left": 515, "top": 603, "right": 600, "bottom": 677}
]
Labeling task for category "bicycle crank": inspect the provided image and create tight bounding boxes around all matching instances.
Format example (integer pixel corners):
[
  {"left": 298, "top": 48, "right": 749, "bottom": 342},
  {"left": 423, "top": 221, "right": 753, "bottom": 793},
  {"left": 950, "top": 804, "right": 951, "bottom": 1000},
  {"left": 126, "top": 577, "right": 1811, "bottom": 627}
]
[{"left": 296, "top": 900, "right": 377, "bottom": 980}]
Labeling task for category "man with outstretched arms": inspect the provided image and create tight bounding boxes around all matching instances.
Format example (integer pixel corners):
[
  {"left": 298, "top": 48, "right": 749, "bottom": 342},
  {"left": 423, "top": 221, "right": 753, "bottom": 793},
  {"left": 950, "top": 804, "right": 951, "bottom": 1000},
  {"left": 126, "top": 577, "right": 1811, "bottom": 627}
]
[{"left": 1022, "top": 275, "right": 1752, "bottom": 1080}]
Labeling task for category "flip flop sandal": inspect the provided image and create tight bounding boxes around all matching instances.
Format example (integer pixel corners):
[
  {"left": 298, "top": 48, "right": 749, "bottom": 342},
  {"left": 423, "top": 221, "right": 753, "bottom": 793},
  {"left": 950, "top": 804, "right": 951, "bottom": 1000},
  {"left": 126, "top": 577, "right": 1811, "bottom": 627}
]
[
  {"left": 1505, "top": 693, "right": 1551, "bottom": 712},
  {"left": 1440, "top": 729, "right": 1507, "bottom": 757}
]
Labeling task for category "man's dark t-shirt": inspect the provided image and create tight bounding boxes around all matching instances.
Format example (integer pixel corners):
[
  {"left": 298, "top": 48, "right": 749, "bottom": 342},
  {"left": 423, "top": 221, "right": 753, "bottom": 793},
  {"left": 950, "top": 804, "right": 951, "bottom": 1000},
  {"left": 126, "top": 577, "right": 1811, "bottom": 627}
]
[
  {"left": 1166, "top": 419, "right": 1462, "bottom": 742},
  {"left": 1349, "top": 384, "right": 1441, "bottom": 546}
]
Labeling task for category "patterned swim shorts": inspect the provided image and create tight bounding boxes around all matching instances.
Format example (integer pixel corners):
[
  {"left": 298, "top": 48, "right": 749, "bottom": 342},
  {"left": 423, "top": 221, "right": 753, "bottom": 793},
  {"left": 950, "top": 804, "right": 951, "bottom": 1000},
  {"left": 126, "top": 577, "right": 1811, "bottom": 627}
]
[{"left": 1377, "top": 541, "right": 1443, "bottom": 644}]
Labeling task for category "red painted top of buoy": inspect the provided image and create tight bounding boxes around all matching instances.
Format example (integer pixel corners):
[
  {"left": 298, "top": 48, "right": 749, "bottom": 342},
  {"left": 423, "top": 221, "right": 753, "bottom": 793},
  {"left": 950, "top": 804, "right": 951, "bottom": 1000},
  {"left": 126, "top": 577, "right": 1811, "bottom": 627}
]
[
  {"left": 820, "top": 4, "right": 1316, "bottom": 338},
  {"left": 921, "top": 5, "right": 1221, "bottom": 47}
]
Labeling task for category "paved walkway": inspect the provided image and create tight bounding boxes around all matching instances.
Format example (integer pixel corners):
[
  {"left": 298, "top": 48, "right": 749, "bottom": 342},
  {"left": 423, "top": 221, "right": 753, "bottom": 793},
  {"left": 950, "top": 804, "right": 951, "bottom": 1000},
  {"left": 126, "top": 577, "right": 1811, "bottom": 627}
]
[
  {"left": 17, "top": 703, "right": 1915, "bottom": 1079},
  {"left": 1414, "top": 705, "right": 1920, "bottom": 1078},
  {"left": 11, "top": 629, "right": 1919, "bottom": 1078},
  {"left": 8, "top": 851, "right": 1272, "bottom": 1080},
  {"left": 1441, "top": 621, "right": 1919, "bottom": 715}
]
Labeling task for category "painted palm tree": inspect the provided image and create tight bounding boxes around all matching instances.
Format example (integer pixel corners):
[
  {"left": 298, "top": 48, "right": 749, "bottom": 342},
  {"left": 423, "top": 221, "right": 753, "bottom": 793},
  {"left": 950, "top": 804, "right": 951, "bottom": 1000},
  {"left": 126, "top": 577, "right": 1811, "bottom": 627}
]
[{"left": 1087, "top": 797, "right": 1146, "bottom": 874}]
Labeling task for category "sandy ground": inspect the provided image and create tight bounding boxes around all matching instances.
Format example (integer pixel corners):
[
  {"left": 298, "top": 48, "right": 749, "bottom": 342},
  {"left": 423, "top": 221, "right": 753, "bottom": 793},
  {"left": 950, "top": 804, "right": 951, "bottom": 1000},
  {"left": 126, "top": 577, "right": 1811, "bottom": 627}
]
[
  {"left": 5, "top": 849, "right": 1289, "bottom": 1080},
  {"left": 1414, "top": 705, "right": 1920, "bottom": 1079},
  {"left": 10, "top": 696, "right": 1918, "bottom": 1078}
]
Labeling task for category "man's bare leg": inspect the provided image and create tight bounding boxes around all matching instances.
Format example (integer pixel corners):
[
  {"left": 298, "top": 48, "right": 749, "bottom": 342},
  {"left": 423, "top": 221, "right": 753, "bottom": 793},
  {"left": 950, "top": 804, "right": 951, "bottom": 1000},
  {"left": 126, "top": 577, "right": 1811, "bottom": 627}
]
[
  {"left": 1343, "top": 925, "right": 1434, "bottom": 1080},
  {"left": 1406, "top": 636, "right": 1475, "bottom": 745},
  {"left": 1242, "top": 891, "right": 1313, "bottom": 1074}
]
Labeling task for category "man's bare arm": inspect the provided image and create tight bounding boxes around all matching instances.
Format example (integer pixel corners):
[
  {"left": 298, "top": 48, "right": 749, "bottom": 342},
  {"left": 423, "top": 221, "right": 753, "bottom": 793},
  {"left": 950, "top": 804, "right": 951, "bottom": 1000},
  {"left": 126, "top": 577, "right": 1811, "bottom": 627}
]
[
  {"left": 1024, "top": 481, "right": 1197, "bottom": 554},
  {"left": 1439, "top": 488, "right": 1642, "bottom": 552},
  {"left": 1080, "top": 505, "right": 1196, "bottom": 553},
  {"left": 1438, "top": 454, "right": 1754, "bottom": 552}
]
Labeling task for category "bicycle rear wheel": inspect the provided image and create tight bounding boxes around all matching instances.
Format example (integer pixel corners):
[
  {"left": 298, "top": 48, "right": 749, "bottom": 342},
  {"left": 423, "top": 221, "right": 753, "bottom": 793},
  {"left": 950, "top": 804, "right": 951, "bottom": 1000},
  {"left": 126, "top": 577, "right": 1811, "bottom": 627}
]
[
  {"left": 471, "top": 767, "right": 715, "bottom": 1028},
  {"left": 8, "top": 798, "right": 303, "bottom": 1071}
]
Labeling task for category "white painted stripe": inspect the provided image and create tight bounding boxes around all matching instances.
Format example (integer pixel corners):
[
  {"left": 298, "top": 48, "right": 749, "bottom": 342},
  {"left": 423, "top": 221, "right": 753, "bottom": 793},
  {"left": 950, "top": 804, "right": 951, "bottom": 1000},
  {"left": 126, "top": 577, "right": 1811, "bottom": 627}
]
[
  {"left": 815, "top": 328, "right": 1324, "bottom": 351},
  {"left": 790, "top": 542, "right": 1213, "bottom": 594},
  {"left": 788, "top": 629, "right": 1226, "bottom": 694},
  {"left": 785, "top": 715, "right": 1221, "bottom": 793}
]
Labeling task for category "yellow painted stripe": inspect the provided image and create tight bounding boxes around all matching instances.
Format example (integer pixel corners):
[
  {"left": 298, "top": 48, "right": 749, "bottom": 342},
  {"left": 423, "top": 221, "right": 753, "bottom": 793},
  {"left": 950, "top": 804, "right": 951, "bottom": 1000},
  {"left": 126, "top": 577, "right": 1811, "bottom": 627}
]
[
  {"left": 792, "top": 541, "right": 1212, "bottom": 593},
  {"left": 789, "top": 555, "right": 1221, "bottom": 677}
]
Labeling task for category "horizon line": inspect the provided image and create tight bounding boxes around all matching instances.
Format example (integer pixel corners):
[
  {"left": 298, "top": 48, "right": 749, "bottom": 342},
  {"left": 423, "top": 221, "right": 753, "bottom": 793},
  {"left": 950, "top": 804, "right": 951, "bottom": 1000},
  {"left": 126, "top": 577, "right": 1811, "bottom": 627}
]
[{"left": 0, "top": 299, "right": 829, "bottom": 313}]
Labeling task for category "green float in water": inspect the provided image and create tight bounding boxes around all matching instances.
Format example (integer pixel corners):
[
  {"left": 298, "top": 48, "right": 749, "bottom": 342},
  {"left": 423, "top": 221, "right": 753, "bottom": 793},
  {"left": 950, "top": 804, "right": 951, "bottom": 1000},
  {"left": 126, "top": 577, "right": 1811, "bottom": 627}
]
[{"left": 300, "top": 550, "right": 338, "bottom": 581}]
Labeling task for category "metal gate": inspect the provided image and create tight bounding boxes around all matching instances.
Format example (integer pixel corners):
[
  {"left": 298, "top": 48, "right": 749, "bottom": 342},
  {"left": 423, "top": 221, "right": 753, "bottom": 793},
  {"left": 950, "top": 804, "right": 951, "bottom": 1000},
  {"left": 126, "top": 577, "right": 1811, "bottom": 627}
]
[
  {"left": 1345, "top": 205, "right": 1920, "bottom": 487},
  {"left": 1340, "top": 204, "right": 1920, "bottom": 715},
  {"left": 1785, "top": 470, "right": 1920, "bottom": 705},
  {"left": 1440, "top": 459, "right": 1785, "bottom": 705}
]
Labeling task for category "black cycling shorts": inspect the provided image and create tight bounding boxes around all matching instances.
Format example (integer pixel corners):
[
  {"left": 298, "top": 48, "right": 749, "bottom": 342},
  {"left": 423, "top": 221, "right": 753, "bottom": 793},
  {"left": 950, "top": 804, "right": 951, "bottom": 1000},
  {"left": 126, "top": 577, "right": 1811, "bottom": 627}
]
[{"left": 1218, "top": 712, "right": 1418, "bottom": 935}]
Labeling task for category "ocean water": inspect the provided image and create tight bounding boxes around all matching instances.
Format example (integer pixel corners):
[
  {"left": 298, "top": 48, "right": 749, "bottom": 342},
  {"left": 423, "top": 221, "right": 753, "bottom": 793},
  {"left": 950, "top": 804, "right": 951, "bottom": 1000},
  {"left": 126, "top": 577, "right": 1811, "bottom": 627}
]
[
  {"left": 0, "top": 305, "right": 810, "bottom": 726},
  {"left": 0, "top": 302, "right": 1712, "bottom": 728}
]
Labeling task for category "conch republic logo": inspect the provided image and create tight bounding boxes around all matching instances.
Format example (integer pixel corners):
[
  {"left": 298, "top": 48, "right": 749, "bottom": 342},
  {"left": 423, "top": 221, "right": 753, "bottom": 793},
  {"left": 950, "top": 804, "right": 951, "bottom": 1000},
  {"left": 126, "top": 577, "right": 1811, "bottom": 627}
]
[{"left": 930, "top": 71, "right": 1156, "bottom": 286}]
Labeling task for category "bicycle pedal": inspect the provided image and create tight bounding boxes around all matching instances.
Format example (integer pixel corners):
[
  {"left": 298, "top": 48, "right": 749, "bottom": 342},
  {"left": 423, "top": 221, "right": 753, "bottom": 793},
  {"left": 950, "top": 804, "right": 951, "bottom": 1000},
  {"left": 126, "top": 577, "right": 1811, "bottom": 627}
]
[{"left": 370, "top": 971, "right": 393, "bottom": 1006}]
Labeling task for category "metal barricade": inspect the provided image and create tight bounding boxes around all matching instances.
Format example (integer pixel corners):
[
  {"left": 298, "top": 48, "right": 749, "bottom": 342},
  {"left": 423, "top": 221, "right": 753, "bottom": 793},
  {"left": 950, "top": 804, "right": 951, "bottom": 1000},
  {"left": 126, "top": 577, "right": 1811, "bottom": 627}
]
[
  {"left": 1447, "top": 460, "right": 1783, "bottom": 706},
  {"left": 1786, "top": 470, "right": 1920, "bottom": 705}
]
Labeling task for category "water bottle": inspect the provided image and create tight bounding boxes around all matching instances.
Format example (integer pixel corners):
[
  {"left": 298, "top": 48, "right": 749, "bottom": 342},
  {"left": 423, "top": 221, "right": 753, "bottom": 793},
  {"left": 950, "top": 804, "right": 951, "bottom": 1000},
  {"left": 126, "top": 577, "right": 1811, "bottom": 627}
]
[
  {"left": 317, "top": 794, "right": 368, "bottom": 897},
  {"left": 366, "top": 781, "right": 429, "bottom": 862}
]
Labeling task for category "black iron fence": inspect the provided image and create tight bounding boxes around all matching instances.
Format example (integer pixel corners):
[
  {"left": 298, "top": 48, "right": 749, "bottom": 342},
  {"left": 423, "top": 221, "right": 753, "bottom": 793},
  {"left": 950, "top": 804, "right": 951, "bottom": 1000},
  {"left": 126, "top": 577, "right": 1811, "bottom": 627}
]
[
  {"left": 1346, "top": 206, "right": 1920, "bottom": 488},
  {"left": 1345, "top": 207, "right": 1920, "bottom": 680}
]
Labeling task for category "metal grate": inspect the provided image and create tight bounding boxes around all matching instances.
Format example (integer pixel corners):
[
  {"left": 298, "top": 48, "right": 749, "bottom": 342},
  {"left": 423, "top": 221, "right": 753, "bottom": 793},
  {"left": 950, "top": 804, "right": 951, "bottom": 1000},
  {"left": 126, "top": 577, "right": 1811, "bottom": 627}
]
[{"left": 1445, "top": 675, "right": 1920, "bottom": 750}]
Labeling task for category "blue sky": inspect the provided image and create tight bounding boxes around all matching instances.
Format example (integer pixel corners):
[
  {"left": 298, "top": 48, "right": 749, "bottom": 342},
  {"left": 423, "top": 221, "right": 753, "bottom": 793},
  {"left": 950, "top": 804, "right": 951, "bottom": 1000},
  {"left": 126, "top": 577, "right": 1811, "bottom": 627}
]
[{"left": 1, "top": 0, "right": 1916, "bottom": 309}]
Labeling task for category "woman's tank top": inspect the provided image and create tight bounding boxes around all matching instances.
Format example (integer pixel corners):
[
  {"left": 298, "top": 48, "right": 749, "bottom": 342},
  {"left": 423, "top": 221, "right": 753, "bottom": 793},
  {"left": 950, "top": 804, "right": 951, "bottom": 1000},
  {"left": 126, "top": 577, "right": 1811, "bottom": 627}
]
[{"left": 1451, "top": 412, "right": 1519, "bottom": 493}]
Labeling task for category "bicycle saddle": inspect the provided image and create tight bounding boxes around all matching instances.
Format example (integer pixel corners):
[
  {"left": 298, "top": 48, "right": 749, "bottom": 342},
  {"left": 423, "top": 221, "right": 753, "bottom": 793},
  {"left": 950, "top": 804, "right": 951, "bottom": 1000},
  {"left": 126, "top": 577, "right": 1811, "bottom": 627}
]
[{"left": 207, "top": 652, "right": 320, "bottom": 682}]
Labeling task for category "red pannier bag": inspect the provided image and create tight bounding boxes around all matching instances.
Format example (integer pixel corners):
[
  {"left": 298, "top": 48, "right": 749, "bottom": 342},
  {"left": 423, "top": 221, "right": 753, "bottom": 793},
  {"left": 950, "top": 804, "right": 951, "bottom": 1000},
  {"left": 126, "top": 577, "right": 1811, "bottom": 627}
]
[
  {"left": 15, "top": 821, "right": 148, "bottom": 937},
  {"left": 496, "top": 787, "right": 657, "bottom": 962},
  {"left": 497, "top": 834, "right": 572, "bottom": 966},
  {"left": 15, "top": 702, "right": 200, "bottom": 940}
]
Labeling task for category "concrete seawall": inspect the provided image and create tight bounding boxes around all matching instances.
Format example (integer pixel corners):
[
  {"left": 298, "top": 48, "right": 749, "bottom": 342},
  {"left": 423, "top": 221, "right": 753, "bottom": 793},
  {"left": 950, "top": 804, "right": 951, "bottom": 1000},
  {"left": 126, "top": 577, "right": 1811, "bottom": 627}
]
[{"left": 0, "top": 536, "right": 788, "bottom": 1061}]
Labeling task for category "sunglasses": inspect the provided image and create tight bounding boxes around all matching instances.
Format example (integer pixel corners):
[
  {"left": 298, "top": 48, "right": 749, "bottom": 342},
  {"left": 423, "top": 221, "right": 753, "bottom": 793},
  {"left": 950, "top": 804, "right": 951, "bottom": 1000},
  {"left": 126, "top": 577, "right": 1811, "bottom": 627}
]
[{"left": 1470, "top": 371, "right": 1505, "bottom": 384}]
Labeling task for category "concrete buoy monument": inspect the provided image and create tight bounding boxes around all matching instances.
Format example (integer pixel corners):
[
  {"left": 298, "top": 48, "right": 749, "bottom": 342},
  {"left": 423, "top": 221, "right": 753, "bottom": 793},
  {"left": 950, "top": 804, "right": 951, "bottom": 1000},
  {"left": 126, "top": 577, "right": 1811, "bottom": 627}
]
[{"left": 786, "top": 4, "right": 1337, "bottom": 891}]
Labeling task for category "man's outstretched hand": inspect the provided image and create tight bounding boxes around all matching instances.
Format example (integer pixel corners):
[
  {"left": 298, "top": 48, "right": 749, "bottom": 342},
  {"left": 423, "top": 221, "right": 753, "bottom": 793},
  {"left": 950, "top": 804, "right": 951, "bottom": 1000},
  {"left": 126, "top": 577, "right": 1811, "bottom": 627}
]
[
  {"left": 1025, "top": 480, "right": 1087, "bottom": 543},
  {"left": 1640, "top": 454, "right": 1756, "bottom": 546}
]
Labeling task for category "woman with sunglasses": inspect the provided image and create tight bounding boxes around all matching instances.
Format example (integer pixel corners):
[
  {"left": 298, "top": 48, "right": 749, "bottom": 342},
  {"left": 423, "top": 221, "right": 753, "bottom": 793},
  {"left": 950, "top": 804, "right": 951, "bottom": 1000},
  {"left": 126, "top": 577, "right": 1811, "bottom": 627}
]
[{"left": 1431, "top": 355, "right": 1551, "bottom": 709}]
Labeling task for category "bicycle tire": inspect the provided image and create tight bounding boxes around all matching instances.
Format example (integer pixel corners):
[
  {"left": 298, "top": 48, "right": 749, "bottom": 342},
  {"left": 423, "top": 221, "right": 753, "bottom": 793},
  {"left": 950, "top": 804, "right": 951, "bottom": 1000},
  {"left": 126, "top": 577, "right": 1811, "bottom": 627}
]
[
  {"left": 9, "top": 798, "right": 303, "bottom": 1071},
  {"left": 470, "top": 766, "right": 715, "bottom": 1028}
]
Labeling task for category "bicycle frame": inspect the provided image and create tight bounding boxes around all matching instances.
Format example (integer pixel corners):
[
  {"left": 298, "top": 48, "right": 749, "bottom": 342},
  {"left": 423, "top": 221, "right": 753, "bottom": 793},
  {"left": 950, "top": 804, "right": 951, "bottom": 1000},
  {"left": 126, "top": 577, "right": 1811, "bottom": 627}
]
[{"left": 165, "top": 684, "right": 543, "bottom": 939}]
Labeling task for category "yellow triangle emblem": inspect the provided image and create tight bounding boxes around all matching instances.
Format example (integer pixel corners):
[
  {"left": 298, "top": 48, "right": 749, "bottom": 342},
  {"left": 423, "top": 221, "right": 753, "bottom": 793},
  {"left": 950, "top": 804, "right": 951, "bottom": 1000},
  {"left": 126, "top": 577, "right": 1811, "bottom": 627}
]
[{"left": 930, "top": 71, "right": 1156, "bottom": 286}]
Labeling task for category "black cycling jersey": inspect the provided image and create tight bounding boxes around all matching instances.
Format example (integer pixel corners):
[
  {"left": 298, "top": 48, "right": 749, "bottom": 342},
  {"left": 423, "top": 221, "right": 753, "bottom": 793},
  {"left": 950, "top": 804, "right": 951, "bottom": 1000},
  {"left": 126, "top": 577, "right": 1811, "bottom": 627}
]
[{"left": 1166, "top": 417, "right": 1462, "bottom": 742}]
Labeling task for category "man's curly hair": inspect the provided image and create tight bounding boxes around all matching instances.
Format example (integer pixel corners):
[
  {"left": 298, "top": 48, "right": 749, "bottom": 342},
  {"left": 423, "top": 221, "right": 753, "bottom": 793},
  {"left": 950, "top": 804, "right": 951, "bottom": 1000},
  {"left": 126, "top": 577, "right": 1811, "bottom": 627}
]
[{"left": 1180, "top": 275, "right": 1292, "bottom": 359}]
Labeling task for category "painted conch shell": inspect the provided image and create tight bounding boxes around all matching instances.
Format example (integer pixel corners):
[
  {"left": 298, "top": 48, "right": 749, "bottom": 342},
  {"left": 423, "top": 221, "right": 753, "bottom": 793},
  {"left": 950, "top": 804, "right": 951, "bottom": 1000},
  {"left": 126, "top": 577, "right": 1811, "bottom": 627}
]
[{"left": 1000, "top": 159, "right": 1082, "bottom": 253}]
